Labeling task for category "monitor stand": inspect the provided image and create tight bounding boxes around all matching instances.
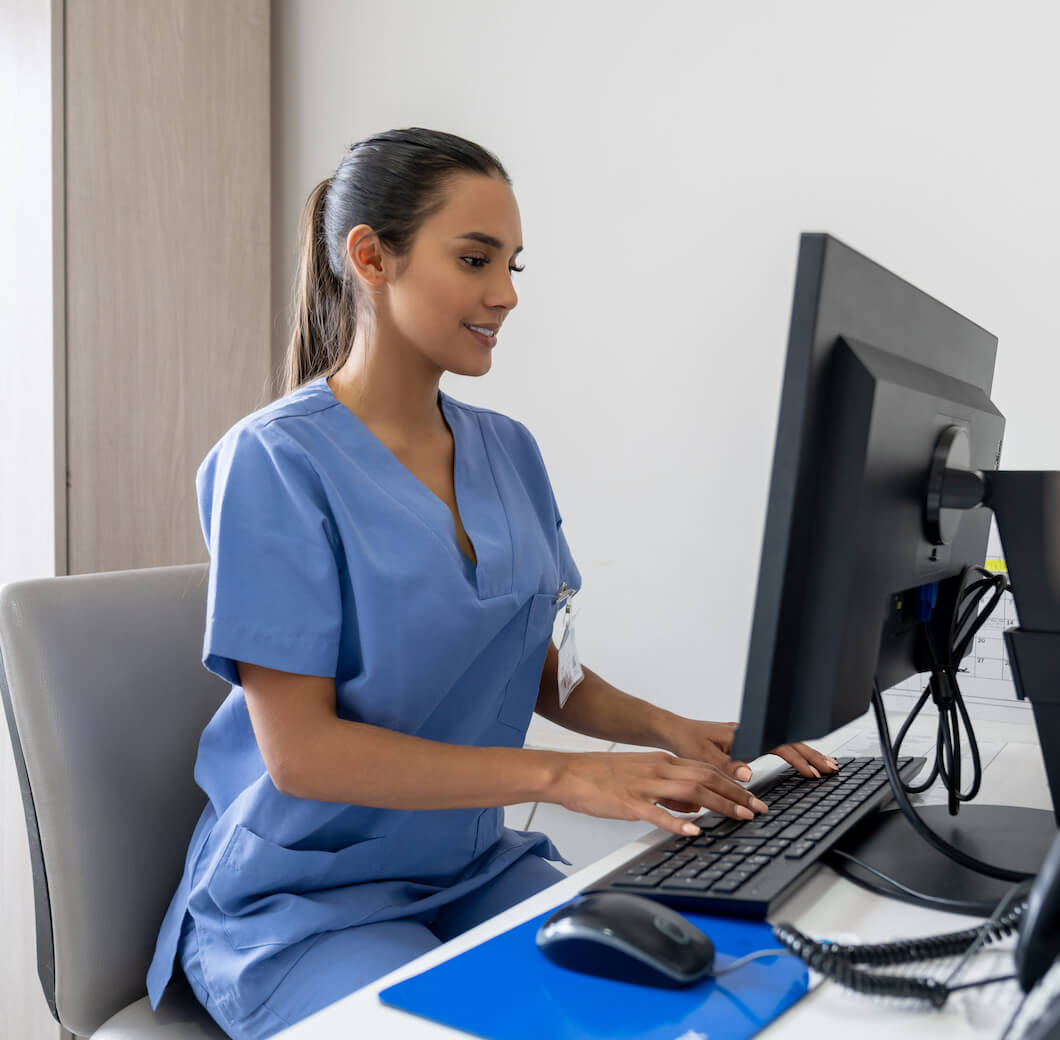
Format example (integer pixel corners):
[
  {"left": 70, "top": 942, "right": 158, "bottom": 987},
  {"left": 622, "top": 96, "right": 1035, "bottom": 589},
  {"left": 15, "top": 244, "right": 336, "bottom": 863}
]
[{"left": 833, "top": 803, "right": 1054, "bottom": 907}]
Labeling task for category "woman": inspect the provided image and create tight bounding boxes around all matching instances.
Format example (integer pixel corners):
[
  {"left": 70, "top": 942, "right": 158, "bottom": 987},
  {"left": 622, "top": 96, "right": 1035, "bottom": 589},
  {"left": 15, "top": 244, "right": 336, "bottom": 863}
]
[{"left": 148, "top": 128, "right": 836, "bottom": 1039}]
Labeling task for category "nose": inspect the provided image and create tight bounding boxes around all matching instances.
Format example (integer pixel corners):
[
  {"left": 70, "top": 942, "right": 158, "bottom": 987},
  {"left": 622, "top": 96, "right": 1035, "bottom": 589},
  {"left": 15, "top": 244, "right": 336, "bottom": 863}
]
[{"left": 486, "top": 266, "right": 518, "bottom": 313}]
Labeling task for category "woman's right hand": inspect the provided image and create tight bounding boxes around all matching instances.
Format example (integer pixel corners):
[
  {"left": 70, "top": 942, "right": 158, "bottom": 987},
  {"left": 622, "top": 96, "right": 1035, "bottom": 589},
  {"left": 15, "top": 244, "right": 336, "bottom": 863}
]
[{"left": 548, "top": 751, "right": 769, "bottom": 837}]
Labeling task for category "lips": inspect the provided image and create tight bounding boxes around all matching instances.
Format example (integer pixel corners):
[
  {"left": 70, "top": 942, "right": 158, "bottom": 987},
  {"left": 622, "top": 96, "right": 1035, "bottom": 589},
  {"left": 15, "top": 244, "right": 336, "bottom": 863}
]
[{"left": 464, "top": 323, "right": 498, "bottom": 347}]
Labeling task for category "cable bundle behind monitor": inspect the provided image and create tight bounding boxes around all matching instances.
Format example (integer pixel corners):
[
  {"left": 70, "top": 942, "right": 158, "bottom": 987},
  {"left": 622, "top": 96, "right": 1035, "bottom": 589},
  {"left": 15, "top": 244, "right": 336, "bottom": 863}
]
[{"left": 893, "top": 565, "right": 1011, "bottom": 816}]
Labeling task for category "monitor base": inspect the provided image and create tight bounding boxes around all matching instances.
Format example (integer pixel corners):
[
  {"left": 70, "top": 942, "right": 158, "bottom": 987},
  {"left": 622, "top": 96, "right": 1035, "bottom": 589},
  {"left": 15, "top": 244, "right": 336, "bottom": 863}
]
[{"left": 830, "top": 804, "right": 1055, "bottom": 910}]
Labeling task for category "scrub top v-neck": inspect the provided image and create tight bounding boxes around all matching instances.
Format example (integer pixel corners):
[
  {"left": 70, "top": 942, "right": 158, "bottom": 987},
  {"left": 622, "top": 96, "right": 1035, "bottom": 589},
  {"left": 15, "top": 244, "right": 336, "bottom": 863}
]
[
  {"left": 147, "top": 376, "right": 580, "bottom": 1023},
  {"left": 335, "top": 385, "right": 515, "bottom": 599}
]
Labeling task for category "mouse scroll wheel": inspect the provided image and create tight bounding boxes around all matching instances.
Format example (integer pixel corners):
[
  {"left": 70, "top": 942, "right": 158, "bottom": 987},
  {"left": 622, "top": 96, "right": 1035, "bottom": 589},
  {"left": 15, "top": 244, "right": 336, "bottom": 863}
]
[{"left": 652, "top": 915, "right": 690, "bottom": 944}]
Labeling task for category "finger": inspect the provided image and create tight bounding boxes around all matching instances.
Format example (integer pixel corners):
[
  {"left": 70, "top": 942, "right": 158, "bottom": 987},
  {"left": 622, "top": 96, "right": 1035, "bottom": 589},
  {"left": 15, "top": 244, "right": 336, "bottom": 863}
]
[
  {"left": 686, "top": 741, "right": 744, "bottom": 776},
  {"left": 657, "top": 798, "right": 702, "bottom": 814},
  {"left": 714, "top": 722, "right": 738, "bottom": 752},
  {"left": 653, "top": 777, "right": 767, "bottom": 821},
  {"left": 771, "top": 744, "right": 820, "bottom": 778},
  {"left": 640, "top": 803, "right": 703, "bottom": 837},
  {"left": 665, "top": 762, "right": 765, "bottom": 808},
  {"left": 727, "top": 759, "right": 753, "bottom": 782},
  {"left": 792, "top": 742, "right": 840, "bottom": 773},
  {"left": 682, "top": 739, "right": 752, "bottom": 782}
]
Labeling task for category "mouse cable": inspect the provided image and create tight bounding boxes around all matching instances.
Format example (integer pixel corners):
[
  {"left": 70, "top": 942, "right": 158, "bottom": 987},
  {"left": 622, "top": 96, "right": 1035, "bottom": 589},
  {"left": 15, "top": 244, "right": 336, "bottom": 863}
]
[
  {"left": 872, "top": 681, "right": 1032, "bottom": 883},
  {"left": 825, "top": 846, "right": 1001, "bottom": 917},
  {"left": 713, "top": 948, "right": 791, "bottom": 976}
]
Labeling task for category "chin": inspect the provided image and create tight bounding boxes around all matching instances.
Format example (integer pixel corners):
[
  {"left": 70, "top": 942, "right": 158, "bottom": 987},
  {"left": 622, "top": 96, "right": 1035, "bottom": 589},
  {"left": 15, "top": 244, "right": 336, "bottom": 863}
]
[{"left": 449, "top": 356, "right": 493, "bottom": 378}]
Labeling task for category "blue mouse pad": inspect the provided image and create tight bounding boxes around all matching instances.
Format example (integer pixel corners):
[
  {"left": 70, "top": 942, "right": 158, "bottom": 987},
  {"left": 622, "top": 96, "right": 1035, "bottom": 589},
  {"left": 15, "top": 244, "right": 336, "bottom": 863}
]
[{"left": 379, "top": 903, "right": 809, "bottom": 1039}]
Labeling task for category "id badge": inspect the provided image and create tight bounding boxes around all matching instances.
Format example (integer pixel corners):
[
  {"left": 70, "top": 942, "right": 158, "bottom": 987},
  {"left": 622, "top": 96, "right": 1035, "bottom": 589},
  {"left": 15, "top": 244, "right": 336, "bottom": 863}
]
[{"left": 555, "top": 583, "right": 584, "bottom": 708}]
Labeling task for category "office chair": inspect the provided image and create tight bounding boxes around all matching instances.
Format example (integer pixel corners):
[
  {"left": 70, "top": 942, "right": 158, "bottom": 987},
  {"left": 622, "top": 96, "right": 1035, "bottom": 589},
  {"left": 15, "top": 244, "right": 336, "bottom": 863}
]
[{"left": 0, "top": 564, "right": 228, "bottom": 1038}]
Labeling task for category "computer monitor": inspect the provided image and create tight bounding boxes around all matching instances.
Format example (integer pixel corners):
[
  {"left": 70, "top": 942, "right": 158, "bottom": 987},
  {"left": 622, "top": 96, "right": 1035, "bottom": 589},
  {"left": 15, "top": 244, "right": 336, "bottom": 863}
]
[{"left": 731, "top": 233, "right": 1056, "bottom": 905}]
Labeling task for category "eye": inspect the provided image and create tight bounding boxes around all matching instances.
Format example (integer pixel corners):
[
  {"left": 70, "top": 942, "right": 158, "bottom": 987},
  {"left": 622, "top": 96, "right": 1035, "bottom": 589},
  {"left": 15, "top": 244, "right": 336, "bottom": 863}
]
[
  {"left": 509, "top": 262, "right": 525, "bottom": 274},
  {"left": 460, "top": 255, "right": 489, "bottom": 268}
]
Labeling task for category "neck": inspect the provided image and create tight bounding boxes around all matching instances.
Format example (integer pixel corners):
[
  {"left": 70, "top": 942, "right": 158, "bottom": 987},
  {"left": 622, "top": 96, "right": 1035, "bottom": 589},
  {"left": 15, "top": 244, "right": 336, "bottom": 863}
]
[{"left": 328, "top": 322, "right": 446, "bottom": 448}]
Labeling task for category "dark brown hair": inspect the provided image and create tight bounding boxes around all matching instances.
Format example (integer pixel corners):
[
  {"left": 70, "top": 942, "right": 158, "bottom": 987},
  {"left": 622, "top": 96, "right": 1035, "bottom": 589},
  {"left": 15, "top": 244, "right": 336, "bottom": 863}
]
[{"left": 285, "top": 128, "right": 511, "bottom": 393}]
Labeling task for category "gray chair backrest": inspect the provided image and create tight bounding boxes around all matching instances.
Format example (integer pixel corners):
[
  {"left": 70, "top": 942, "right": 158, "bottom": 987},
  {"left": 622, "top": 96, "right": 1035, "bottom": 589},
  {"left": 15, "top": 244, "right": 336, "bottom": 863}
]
[{"left": 0, "top": 564, "right": 228, "bottom": 1038}]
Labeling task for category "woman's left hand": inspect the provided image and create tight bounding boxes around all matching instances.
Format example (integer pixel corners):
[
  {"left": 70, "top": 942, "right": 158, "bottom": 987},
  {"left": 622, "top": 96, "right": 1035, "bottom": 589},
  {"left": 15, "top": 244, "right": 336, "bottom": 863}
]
[{"left": 659, "top": 719, "right": 839, "bottom": 812}]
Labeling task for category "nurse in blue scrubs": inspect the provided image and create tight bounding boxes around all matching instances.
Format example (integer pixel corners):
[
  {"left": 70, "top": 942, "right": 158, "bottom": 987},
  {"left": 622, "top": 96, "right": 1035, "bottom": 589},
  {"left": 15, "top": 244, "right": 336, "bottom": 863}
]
[{"left": 148, "top": 128, "right": 837, "bottom": 1039}]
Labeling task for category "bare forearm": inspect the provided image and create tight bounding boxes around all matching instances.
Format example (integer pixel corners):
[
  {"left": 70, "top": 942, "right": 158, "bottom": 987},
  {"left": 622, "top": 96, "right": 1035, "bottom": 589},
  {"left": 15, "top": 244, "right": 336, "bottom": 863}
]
[
  {"left": 240, "top": 662, "right": 771, "bottom": 835},
  {"left": 534, "top": 643, "right": 682, "bottom": 750},
  {"left": 279, "top": 718, "right": 562, "bottom": 808}
]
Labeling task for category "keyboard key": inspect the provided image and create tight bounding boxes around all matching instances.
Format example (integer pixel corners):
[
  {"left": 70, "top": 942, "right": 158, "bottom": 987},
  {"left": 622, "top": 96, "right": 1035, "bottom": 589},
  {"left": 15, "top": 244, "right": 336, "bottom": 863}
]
[
  {"left": 658, "top": 836, "right": 693, "bottom": 853},
  {"left": 660, "top": 876, "right": 713, "bottom": 891},
  {"left": 636, "top": 853, "right": 670, "bottom": 870},
  {"left": 696, "top": 814, "right": 738, "bottom": 834},
  {"left": 759, "top": 842, "right": 789, "bottom": 857},
  {"left": 784, "top": 841, "right": 816, "bottom": 859},
  {"left": 708, "top": 879, "right": 742, "bottom": 893}
]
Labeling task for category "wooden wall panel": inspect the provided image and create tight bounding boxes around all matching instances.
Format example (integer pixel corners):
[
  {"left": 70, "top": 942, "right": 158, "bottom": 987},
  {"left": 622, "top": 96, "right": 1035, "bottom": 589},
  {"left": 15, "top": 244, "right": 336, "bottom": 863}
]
[{"left": 64, "top": 0, "right": 270, "bottom": 573}]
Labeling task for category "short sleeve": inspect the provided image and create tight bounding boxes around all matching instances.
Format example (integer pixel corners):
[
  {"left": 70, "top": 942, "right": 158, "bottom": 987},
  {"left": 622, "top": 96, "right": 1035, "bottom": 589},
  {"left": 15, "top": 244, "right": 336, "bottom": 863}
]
[{"left": 196, "top": 421, "right": 343, "bottom": 686}]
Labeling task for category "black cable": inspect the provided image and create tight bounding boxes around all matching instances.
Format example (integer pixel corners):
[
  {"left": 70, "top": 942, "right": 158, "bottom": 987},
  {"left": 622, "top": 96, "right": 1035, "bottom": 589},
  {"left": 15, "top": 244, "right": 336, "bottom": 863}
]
[
  {"left": 947, "top": 974, "right": 1018, "bottom": 991},
  {"left": 892, "top": 566, "right": 1005, "bottom": 813},
  {"left": 771, "top": 923, "right": 950, "bottom": 1007},
  {"left": 827, "top": 846, "right": 998, "bottom": 917},
  {"left": 771, "top": 893, "right": 1026, "bottom": 1008},
  {"left": 872, "top": 681, "right": 1032, "bottom": 883}
]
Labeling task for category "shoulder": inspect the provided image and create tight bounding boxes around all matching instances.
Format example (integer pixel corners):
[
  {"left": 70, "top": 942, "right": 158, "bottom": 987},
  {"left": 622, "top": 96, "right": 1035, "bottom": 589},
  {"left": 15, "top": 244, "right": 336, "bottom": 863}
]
[
  {"left": 440, "top": 392, "right": 544, "bottom": 460},
  {"left": 222, "top": 377, "right": 342, "bottom": 446},
  {"left": 198, "top": 378, "right": 342, "bottom": 489}
]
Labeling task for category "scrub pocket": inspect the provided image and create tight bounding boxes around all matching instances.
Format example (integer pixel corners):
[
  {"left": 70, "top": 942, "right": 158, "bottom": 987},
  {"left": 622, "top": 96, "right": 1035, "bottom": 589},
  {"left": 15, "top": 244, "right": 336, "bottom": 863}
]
[
  {"left": 497, "top": 593, "right": 561, "bottom": 732},
  {"left": 208, "top": 825, "right": 386, "bottom": 950}
]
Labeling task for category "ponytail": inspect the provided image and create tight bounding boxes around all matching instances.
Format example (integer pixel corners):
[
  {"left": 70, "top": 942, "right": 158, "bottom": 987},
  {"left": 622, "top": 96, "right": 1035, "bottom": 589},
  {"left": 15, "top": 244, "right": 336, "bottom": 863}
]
[{"left": 284, "top": 178, "right": 357, "bottom": 394}]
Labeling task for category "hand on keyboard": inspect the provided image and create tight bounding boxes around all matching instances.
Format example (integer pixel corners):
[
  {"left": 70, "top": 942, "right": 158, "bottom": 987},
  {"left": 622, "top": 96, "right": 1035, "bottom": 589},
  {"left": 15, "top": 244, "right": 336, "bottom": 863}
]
[
  {"left": 549, "top": 750, "right": 771, "bottom": 837},
  {"left": 661, "top": 719, "right": 840, "bottom": 788}
]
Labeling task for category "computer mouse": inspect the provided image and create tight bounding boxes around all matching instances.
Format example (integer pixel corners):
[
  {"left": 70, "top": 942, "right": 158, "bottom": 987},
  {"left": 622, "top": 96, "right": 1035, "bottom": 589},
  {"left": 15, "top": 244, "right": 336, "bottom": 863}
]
[{"left": 536, "top": 891, "right": 715, "bottom": 988}]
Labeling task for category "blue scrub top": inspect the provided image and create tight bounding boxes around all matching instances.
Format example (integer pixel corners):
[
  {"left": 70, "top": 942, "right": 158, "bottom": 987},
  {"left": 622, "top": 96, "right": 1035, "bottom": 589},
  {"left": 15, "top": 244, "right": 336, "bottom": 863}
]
[{"left": 148, "top": 377, "right": 580, "bottom": 1018}]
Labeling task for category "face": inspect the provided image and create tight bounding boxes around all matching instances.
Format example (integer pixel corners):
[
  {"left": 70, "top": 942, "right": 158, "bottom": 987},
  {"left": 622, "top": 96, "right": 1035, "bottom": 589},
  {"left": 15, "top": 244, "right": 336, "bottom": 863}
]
[{"left": 372, "top": 172, "right": 523, "bottom": 377}]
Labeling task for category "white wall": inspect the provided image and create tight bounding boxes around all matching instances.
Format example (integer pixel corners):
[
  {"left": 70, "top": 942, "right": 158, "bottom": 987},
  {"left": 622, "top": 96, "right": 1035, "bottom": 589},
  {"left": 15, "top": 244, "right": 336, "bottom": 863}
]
[
  {"left": 1, "top": 0, "right": 63, "bottom": 590},
  {"left": 275, "top": 0, "right": 1060, "bottom": 724}
]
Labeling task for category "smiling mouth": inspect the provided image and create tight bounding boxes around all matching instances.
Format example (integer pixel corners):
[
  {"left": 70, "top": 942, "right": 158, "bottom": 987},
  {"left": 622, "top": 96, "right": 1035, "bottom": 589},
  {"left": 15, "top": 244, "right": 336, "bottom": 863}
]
[{"left": 464, "top": 323, "right": 499, "bottom": 346}]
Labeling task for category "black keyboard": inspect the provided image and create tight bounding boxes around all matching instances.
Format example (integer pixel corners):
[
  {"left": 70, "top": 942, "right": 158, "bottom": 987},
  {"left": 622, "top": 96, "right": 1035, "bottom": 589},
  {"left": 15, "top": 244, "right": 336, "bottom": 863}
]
[{"left": 587, "top": 755, "right": 926, "bottom": 919}]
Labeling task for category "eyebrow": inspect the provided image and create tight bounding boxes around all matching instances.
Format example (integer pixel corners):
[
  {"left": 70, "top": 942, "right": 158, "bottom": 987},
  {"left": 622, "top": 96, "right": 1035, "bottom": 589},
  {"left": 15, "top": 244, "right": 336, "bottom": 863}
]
[{"left": 455, "top": 232, "right": 524, "bottom": 256}]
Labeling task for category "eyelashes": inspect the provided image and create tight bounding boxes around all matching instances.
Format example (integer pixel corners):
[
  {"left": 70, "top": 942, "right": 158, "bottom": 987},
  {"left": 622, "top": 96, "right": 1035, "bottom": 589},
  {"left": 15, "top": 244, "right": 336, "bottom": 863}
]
[{"left": 461, "top": 255, "right": 525, "bottom": 274}]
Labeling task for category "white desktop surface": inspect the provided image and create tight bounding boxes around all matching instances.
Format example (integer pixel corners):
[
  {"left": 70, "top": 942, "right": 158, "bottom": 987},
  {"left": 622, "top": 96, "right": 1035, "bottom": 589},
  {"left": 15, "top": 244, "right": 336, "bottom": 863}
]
[{"left": 274, "top": 716, "right": 1050, "bottom": 1039}]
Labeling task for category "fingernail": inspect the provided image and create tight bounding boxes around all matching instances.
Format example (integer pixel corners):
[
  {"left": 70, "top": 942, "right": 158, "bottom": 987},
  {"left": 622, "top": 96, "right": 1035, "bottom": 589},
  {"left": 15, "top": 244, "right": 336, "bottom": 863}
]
[
  {"left": 736, "top": 766, "right": 752, "bottom": 781},
  {"left": 810, "top": 766, "right": 821, "bottom": 779},
  {"left": 736, "top": 806, "right": 754, "bottom": 820},
  {"left": 682, "top": 822, "right": 701, "bottom": 835},
  {"left": 827, "top": 758, "right": 839, "bottom": 771},
  {"left": 751, "top": 798, "right": 769, "bottom": 814}
]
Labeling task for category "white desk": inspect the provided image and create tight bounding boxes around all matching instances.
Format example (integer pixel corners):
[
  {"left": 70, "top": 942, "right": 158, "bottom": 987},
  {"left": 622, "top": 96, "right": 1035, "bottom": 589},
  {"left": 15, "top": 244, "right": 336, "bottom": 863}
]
[{"left": 275, "top": 716, "right": 1052, "bottom": 1038}]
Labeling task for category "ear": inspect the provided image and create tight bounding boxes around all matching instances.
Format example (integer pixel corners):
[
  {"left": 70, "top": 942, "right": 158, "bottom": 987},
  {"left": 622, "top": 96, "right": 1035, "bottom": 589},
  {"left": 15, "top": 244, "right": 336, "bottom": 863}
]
[{"left": 345, "top": 225, "right": 387, "bottom": 288}]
